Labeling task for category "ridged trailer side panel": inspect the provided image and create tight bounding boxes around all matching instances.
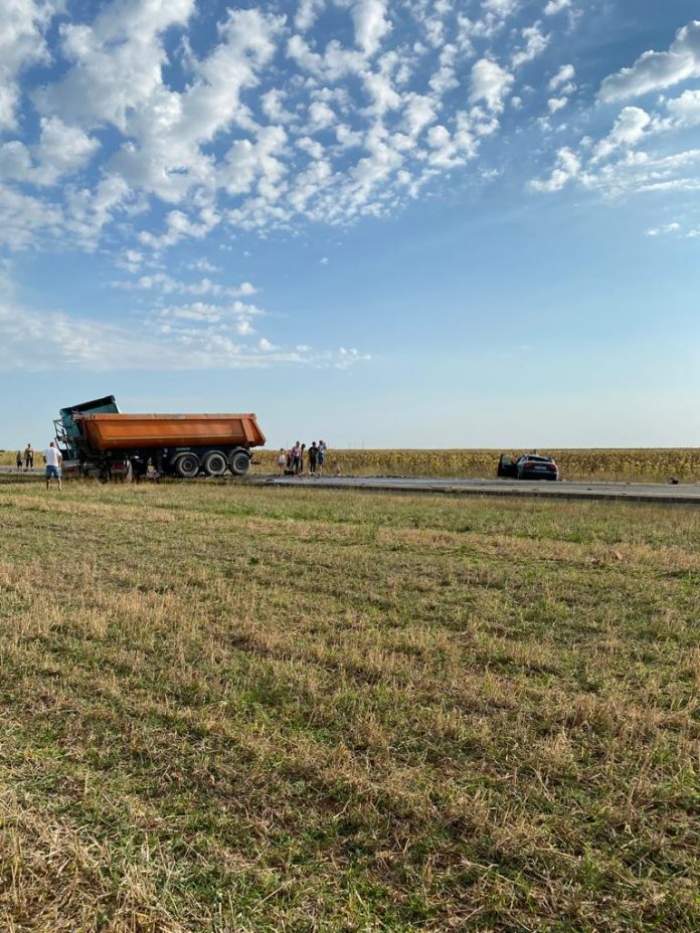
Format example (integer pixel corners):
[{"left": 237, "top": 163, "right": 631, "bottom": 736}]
[{"left": 78, "top": 413, "right": 265, "bottom": 452}]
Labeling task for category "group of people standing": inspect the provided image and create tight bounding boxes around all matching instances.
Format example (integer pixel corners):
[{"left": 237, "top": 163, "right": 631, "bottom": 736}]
[
  {"left": 15, "top": 444, "right": 34, "bottom": 471},
  {"left": 14, "top": 441, "right": 62, "bottom": 489},
  {"left": 278, "top": 440, "right": 327, "bottom": 476}
]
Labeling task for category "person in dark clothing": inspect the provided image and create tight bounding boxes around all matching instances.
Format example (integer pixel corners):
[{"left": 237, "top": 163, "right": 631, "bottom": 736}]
[
  {"left": 16, "top": 451, "right": 23, "bottom": 472},
  {"left": 308, "top": 442, "right": 318, "bottom": 474},
  {"left": 296, "top": 443, "right": 306, "bottom": 475}
]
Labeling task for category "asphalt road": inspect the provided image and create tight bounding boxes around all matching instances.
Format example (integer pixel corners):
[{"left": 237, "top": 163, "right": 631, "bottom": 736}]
[
  {"left": 262, "top": 475, "right": 700, "bottom": 505},
  {"left": 4, "top": 466, "right": 700, "bottom": 504}
]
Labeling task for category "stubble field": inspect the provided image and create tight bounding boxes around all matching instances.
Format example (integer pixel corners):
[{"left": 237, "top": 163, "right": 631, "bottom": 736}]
[{"left": 0, "top": 478, "right": 698, "bottom": 930}]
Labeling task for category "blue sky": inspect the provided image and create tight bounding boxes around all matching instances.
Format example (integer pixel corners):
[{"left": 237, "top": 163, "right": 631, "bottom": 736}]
[{"left": 1, "top": 0, "right": 700, "bottom": 449}]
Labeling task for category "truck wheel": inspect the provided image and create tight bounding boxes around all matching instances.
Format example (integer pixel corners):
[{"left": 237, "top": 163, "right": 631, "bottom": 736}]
[
  {"left": 229, "top": 450, "right": 250, "bottom": 476},
  {"left": 203, "top": 451, "right": 227, "bottom": 477},
  {"left": 175, "top": 452, "right": 200, "bottom": 479}
]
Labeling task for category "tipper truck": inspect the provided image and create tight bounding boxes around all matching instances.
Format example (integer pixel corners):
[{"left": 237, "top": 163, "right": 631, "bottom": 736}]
[{"left": 55, "top": 395, "right": 266, "bottom": 479}]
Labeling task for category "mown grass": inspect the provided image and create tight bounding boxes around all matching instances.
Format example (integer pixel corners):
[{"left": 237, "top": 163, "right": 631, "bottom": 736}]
[{"left": 0, "top": 480, "right": 698, "bottom": 931}]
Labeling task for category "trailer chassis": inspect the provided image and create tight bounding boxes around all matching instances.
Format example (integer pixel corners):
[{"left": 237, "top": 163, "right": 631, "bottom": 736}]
[{"left": 69, "top": 445, "right": 253, "bottom": 481}]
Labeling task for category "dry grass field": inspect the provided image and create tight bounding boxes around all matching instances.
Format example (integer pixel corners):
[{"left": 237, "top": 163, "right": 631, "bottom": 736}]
[
  {"left": 252, "top": 449, "right": 700, "bottom": 483},
  {"left": 0, "top": 477, "right": 698, "bottom": 930},
  {"left": 0, "top": 452, "right": 45, "bottom": 468}
]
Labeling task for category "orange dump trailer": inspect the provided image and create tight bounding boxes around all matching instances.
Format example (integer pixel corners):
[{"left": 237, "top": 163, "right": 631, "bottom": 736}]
[
  {"left": 59, "top": 398, "right": 266, "bottom": 479},
  {"left": 79, "top": 413, "right": 265, "bottom": 453}
]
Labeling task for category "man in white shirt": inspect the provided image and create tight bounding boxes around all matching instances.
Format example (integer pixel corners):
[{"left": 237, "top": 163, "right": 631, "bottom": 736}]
[{"left": 44, "top": 442, "right": 62, "bottom": 490}]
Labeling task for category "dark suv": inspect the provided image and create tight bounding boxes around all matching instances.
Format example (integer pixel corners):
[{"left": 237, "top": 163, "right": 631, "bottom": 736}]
[{"left": 498, "top": 453, "right": 560, "bottom": 481}]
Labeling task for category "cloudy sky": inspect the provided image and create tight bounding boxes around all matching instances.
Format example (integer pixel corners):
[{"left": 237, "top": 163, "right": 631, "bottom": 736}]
[{"left": 1, "top": 0, "right": 699, "bottom": 448}]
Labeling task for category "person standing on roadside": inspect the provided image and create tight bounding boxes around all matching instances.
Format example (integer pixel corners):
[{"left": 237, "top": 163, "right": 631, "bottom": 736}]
[
  {"left": 291, "top": 441, "right": 301, "bottom": 474},
  {"left": 24, "top": 443, "right": 34, "bottom": 470},
  {"left": 318, "top": 439, "right": 327, "bottom": 475},
  {"left": 277, "top": 448, "right": 287, "bottom": 475},
  {"left": 309, "top": 441, "right": 318, "bottom": 475},
  {"left": 44, "top": 442, "right": 62, "bottom": 490},
  {"left": 16, "top": 451, "right": 23, "bottom": 472},
  {"left": 297, "top": 443, "right": 306, "bottom": 475}
]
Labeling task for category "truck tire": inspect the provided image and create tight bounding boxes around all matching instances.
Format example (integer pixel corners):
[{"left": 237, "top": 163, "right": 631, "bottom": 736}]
[
  {"left": 174, "top": 452, "right": 200, "bottom": 479},
  {"left": 203, "top": 450, "right": 227, "bottom": 477},
  {"left": 229, "top": 449, "right": 250, "bottom": 476}
]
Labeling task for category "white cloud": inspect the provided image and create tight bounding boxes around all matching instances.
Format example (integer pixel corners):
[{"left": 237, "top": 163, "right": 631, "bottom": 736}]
[
  {"left": 286, "top": 34, "right": 365, "bottom": 81},
  {"left": 646, "top": 222, "right": 680, "bottom": 237},
  {"left": 63, "top": 174, "right": 132, "bottom": 250},
  {"left": 308, "top": 99, "right": 337, "bottom": 128},
  {"left": 157, "top": 299, "right": 262, "bottom": 336},
  {"left": 36, "top": 0, "right": 196, "bottom": 131},
  {"left": 116, "top": 249, "right": 144, "bottom": 273},
  {"left": 482, "top": 0, "right": 519, "bottom": 16},
  {"left": 298, "top": 136, "right": 325, "bottom": 160},
  {"left": 534, "top": 138, "right": 700, "bottom": 199},
  {"left": 0, "top": 117, "right": 99, "bottom": 187},
  {"left": 0, "top": 0, "right": 58, "bottom": 130},
  {"left": 547, "top": 97, "right": 568, "bottom": 114},
  {"left": 336, "top": 123, "right": 363, "bottom": 148},
  {"left": 511, "top": 23, "right": 550, "bottom": 69},
  {"left": 261, "top": 88, "right": 296, "bottom": 124},
  {"left": 138, "top": 208, "right": 220, "bottom": 251},
  {"left": 219, "top": 125, "right": 288, "bottom": 203},
  {"left": 529, "top": 146, "right": 580, "bottom": 192},
  {"left": 296, "top": 0, "right": 326, "bottom": 32},
  {"left": 470, "top": 58, "right": 514, "bottom": 112},
  {"left": 549, "top": 63, "right": 575, "bottom": 91},
  {"left": 176, "top": 8, "right": 284, "bottom": 144},
  {"left": 188, "top": 258, "right": 222, "bottom": 274},
  {"left": 35, "top": 117, "right": 100, "bottom": 184},
  {"left": 591, "top": 106, "right": 650, "bottom": 162},
  {"left": 40, "top": 3, "right": 285, "bottom": 207},
  {"left": 0, "top": 297, "right": 369, "bottom": 372},
  {"left": 402, "top": 93, "right": 437, "bottom": 137},
  {"left": 0, "top": 143, "right": 33, "bottom": 183},
  {"left": 586, "top": 149, "right": 700, "bottom": 197},
  {"left": 428, "top": 43, "right": 460, "bottom": 96},
  {"left": 599, "top": 20, "right": 700, "bottom": 102},
  {"left": 350, "top": 0, "right": 391, "bottom": 57},
  {"left": 456, "top": 1, "right": 519, "bottom": 44},
  {"left": 666, "top": 89, "right": 700, "bottom": 127},
  {"left": 544, "top": 0, "right": 571, "bottom": 15},
  {"left": 0, "top": 183, "right": 63, "bottom": 249},
  {"left": 117, "top": 272, "right": 257, "bottom": 300},
  {"left": 0, "top": 0, "right": 592, "bottom": 250},
  {"left": 534, "top": 31, "right": 700, "bottom": 203}
]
